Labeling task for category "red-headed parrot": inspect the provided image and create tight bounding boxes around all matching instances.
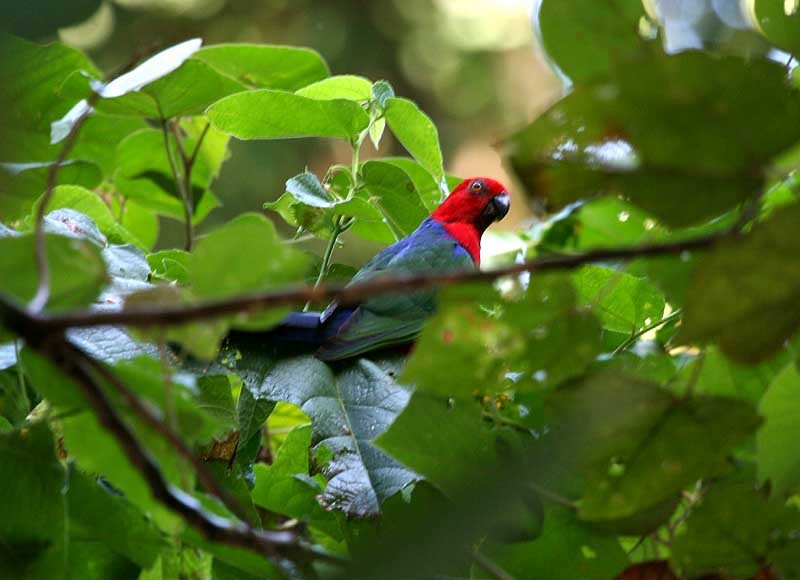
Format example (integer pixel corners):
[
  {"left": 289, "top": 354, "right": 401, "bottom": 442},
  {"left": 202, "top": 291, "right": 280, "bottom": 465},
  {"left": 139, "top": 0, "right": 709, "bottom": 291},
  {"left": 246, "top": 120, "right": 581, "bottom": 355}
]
[{"left": 275, "top": 177, "right": 510, "bottom": 360}]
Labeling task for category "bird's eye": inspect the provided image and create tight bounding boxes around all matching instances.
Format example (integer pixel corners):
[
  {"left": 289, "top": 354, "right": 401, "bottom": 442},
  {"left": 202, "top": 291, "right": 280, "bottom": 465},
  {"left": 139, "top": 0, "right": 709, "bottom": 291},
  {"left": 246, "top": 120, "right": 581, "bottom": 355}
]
[{"left": 470, "top": 180, "right": 484, "bottom": 193}]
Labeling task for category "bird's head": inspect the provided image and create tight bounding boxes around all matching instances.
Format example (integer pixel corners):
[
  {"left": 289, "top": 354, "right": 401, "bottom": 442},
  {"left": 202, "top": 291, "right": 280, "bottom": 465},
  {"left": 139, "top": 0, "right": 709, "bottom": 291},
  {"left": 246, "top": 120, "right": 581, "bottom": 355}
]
[
  {"left": 431, "top": 177, "right": 511, "bottom": 231},
  {"left": 430, "top": 177, "right": 511, "bottom": 264}
]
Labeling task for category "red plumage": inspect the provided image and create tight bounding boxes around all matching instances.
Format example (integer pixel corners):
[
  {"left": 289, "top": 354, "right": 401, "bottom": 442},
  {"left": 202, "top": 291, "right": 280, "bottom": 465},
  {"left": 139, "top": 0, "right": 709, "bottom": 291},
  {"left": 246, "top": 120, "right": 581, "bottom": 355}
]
[{"left": 430, "top": 177, "right": 510, "bottom": 264}]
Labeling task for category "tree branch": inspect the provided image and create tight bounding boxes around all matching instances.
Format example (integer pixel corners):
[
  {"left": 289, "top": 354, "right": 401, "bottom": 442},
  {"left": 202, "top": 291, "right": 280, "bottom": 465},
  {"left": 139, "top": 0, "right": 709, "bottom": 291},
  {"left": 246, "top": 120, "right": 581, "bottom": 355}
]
[
  {"left": 32, "top": 232, "right": 722, "bottom": 333},
  {"left": 80, "top": 351, "right": 253, "bottom": 523},
  {"left": 10, "top": 324, "right": 340, "bottom": 568},
  {"left": 29, "top": 98, "right": 98, "bottom": 313}
]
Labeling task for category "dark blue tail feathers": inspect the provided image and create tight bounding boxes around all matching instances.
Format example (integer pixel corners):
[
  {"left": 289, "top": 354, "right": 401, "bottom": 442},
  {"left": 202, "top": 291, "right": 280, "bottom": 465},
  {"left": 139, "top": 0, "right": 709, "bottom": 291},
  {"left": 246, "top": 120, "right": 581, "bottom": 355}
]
[{"left": 265, "top": 308, "right": 356, "bottom": 347}]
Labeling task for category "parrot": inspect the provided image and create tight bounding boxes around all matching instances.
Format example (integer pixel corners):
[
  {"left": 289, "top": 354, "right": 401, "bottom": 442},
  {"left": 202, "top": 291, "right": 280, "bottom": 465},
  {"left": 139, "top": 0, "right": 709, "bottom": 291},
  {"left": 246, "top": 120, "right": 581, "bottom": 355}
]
[{"left": 272, "top": 176, "right": 511, "bottom": 360}]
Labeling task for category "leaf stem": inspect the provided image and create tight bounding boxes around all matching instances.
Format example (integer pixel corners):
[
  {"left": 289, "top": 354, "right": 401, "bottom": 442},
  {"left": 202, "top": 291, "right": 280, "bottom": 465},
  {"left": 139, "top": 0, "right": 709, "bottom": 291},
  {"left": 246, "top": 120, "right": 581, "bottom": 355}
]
[
  {"left": 29, "top": 98, "right": 96, "bottom": 312},
  {"left": 612, "top": 309, "right": 683, "bottom": 355},
  {"left": 472, "top": 549, "right": 517, "bottom": 580},
  {"left": 161, "top": 118, "right": 194, "bottom": 251},
  {"left": 304, "top": 134, "right": 365, "bottom": 309}
]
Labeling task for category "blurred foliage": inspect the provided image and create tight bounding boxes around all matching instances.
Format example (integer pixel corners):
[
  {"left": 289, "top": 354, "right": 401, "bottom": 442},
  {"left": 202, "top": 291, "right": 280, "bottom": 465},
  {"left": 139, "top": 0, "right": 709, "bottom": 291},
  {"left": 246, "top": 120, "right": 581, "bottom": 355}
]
[{"left": 4, "top": 0, "right": 800, "bottom": 579}]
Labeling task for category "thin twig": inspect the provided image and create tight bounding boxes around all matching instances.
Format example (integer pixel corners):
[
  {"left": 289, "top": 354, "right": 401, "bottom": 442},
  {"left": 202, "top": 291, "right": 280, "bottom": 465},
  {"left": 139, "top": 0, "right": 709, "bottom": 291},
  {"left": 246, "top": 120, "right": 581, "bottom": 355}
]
[
  {"left": 186, "top": 122, "right": 211, "bottom": 169},
  {"left": 79, "top": 348, "right": 252, "bottom": 524},
  {"left": 612, "top": 309, "right": 683, "bottom": 355},
  {"left": 472, "top": 549, "right": 517, "bottom": 580},
  {"left": 29, "top": 97, "right": 98, "bottom": 312},
  {"left": 162, "top": 118, "right": 194, "bottom": 251},
  {"left": 29, "top": 233, "right": 723, "bottom": 333},
  {"left": 19, "top": 336, "right": 342, "bottom": 567}
]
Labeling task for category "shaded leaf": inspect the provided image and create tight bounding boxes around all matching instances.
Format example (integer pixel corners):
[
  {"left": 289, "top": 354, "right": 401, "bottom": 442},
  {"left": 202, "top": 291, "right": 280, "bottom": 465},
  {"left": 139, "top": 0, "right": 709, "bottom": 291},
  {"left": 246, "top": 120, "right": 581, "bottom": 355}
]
[
  {"left": 0, "top": 423, "right": 66, "bottom": 578},
  {"left": 479, "top": 507, "right": 628, "bottom": 580},
  {"left": 757, "top": 363, "right": 800, "bottom": 495},
  {"left": 508, "top": 53, "right": 800, "bottom": 226},
  {"left": 679, "top": 204, "right": 800, "bottom": 363},
  {"left": 252, "top": 424, "right": 340, "bottom": 538},
  {"left": 535, "top": 0, "right": 648, "bottom": 82}
]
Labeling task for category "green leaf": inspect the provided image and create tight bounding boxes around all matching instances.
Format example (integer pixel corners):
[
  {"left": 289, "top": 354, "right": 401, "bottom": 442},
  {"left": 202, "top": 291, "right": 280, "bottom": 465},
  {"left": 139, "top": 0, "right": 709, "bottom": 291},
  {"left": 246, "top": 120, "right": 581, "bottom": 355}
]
[
  {"left": 0, "top": 161, "right": 102, "bottom": 221},
  {"left": 532, "top": 372, "right": 760, "bottom": 523},
  {"left": 252, "top": 424, "right": 340, "bottom": 537},
  {"left": 757, "top": 363, "right": 800, "bottom": 496},
  {"left": 66, "top": 468, "right": 166, "bottom": 569},
  {"left": 479, "top": 507, "right": 628, "bottom": 580},
  {"left": 381, "top": 156, "right": 445, "bottom": 210},
  {"left": 0, "top": 423, "right": 66, "bottom": 578},
  {"left": 193, "top": 43, "right": 329, "bottom": 91},
  {"left": 95, "top": 58, "right": 246, "bottom": 119},
  {"left": 384, "top": 98, "right": 444, "bottom": 181},
  {"left": 1, "top": 0, "right": 101, "bottom": 38},
  {"left": 228, "top": 342, "right": 417, "bottom": 516},
  {"left": 508, "top": 53, "right": 800, "bottom": 226},
  {"left": 0, "top": 232, "right": 106, "bottom": 311},
  {"left": 190, "top": 213, "right": 310, "bottom": 329},
  {"left": 0, "top": 34, "right": 100, "bottom": 162},
  {"left": 207, "top": 89, "right": 370, "bottom": 141},
  {"left": 33, "top": 185, "right": 142, "bottom": 248},
  {"left": 679, "top": 204, "right": 800, "bottom": 363},
  {"left": 296, "top": 75, "right": 373, "bottom": 101},
  {"left": 535, "top": 0, "right": 648, "bottom": 82},
  {"left": 114, "top": 128, "right": 218, "bottom": 224},
  {"left": 119, "top": 200, "right": 159, "bottom": 251},
  {"left": 753, "top": 0, "right": 800, "bottom": 56},
  {"left": 670, "top": 474, "right": 800, "bottom": 579},
  {"left": 376, "top": 392, "right": 495, "bottom": 497},
  {"left": 572, "top": 265, "right": 665, "bottom": 334},
  {"left": 147, "top": 249, "right": 191, "bottom": 284},
  {"left": 357, "top": 160, "right": 429, "bottom": 237}
]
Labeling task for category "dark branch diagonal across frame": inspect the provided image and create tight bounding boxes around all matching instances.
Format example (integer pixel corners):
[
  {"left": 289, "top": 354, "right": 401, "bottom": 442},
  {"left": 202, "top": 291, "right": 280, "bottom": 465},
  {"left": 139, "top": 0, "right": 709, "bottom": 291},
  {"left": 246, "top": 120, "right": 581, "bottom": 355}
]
[{"left": 3, "top": 312, "right": 344, "bottom": 569}]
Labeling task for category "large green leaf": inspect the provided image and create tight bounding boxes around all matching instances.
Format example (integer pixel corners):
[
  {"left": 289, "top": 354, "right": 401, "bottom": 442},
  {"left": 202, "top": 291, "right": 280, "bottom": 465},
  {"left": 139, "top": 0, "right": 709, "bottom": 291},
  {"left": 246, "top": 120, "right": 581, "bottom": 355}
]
[
  {"left": 757, "top": 363, "right": 800, "bottom": 495},
  {"left": 753, "top": 0, "right": 800, "bottom": 56},
  {"left": 679, "top": 204, "right": 800, "bottom": 363},
  {"left": 190, "top": 213, "right": 310, "bottom": 332},
  {"left": 479, "top": 507, "right": 628, "bottom": 580},
  {"left": 193, "top": 44, "right": 329, "bottom": 91},
  {"left": 0, "top": 423, "right": 66, "bottom": 578},
  {"left": 296, "top": 75, "right": 373, "bottom": 101},
  {"left": 376, "top": 392, "right": 495, "bottom": 497},
  {"left": 114, "top": 128, "right": 219, "bottom": 224},
  {"left": 0, "top": 34, "right": 100, "bottom": 162},
  {"left": 0, "top": 231, "right": 106, "bottom": 311},
  {"left": 95, "top": 58, "right": 246, "bottom": 119},
  {"left": 235, "top": 348, "right": 417, "bottom": 516},
  {"left": 384, "top": 98, "right": 444, "bottom": 181},
  {"left": 1, "top": 161, "right": 102, "bottom": 221},
  {"left": 0, "top": 0, "right": 101, "bottom": 38},
  {"left": 207, "top": 90, "right": 370, "bottom": 141},
  {"left": 572, "top": 265, "right": 665, "bottom": 334},
  {"left": 535, "top": 0, "right": 648, "bottom": 81},
  {"left": 252, "top": 424, "right": 340, "bottom": 538},
  {"left": 529, "top": 372, "right": 760, "bottom": 524},
  {"left": 357, "top": 160, "right": 428, "bottom": 237},
  {"left": 670, "top": 474, "right": 800, "bottom": 579},
  {"left": 33, "top": 185, "right": 142, "bottom": 247},
  {"left": 66, "top": 469, "right": 166, "bottom": 570},
  {"left": 508, "top": 53, "right": 800, "bottom": 226}
]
